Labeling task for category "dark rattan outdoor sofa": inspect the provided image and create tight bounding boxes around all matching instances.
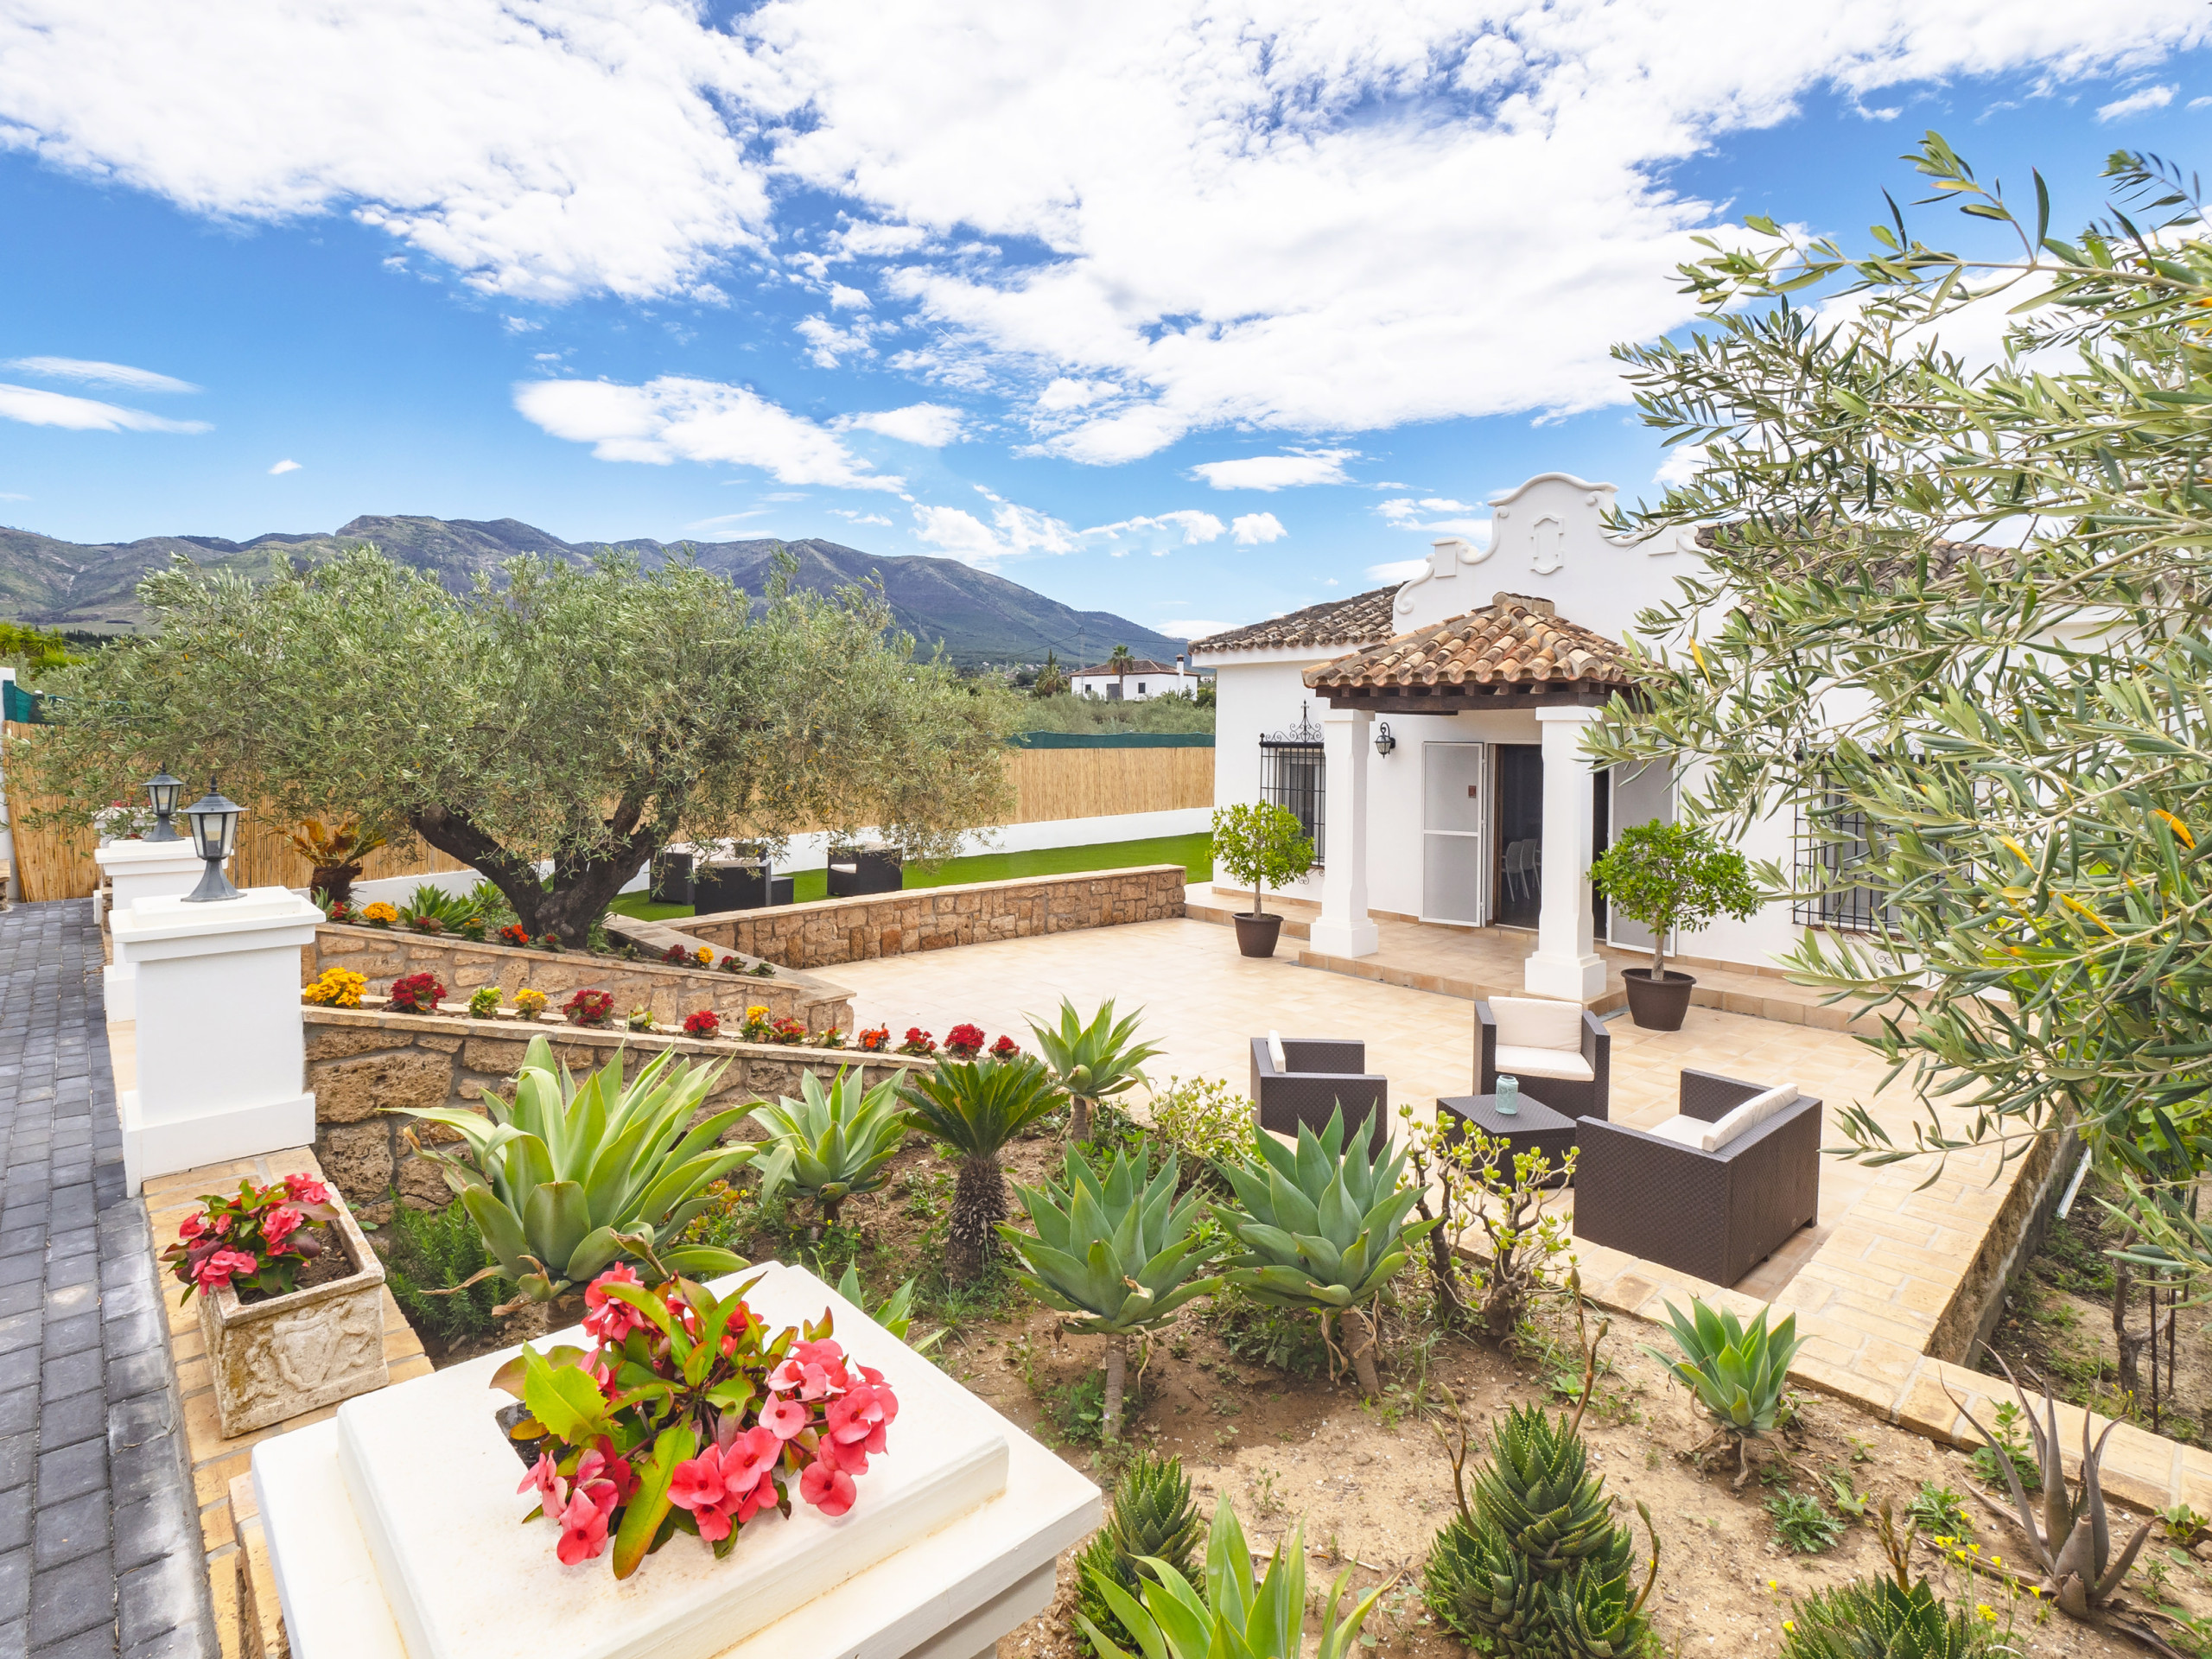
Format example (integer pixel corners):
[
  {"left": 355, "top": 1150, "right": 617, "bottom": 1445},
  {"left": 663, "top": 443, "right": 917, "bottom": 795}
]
[
  {"left": 1570, "top": 1068, "right": 1821, "bottom": 1287},
  {"left": 1476, "top": 997, "right": 1611, "bottom": 1122},
  {"left": 1249, "top": 1037, "right": 1389, "bottom": 1153}
]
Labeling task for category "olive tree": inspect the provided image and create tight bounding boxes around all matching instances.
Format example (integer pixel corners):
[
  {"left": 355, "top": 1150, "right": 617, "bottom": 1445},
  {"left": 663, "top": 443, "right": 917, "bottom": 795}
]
[
  {"left": 1586, "top": 136, "right": 2212, "bottom": 1269},
  {"left": 22, "top": 545, "right": 1016, "bottom": 941}
]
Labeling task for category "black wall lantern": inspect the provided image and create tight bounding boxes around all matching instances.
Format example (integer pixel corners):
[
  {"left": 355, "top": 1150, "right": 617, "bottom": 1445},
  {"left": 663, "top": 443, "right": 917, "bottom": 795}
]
[
  {"left": 1373, "top": 721, "right": 1397, "bottom": 758},
  {"left": 143, "top": 766, "right": 185, "bottom": 842},
  {"left": 182, "top": 779, "right": 244, "bottom": 903}
]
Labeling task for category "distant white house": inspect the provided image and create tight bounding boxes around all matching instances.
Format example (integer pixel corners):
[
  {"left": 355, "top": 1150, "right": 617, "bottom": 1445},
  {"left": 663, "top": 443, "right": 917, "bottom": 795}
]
[{"left": 1070, "top": 655, "right": 1204, "bottom": 702}]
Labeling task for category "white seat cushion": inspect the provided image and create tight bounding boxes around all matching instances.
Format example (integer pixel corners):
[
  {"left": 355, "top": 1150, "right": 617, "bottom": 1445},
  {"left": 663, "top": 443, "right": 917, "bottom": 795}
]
[
  {"left": 1647, "top": 1114, "right": 1707, "bottom": 1148},
  {"left": 1492, "top": 1044, "right": 1595, "bottom": 1084},
  {"left": 1488, "top": 997, "right": 1586, "bottom": 1053},
  {"left": 1704, "top": 1083, "right": 1800, "bottom": 1152},
  {"left": 1266, "top": 1031, "right": 1287, "bottom": 1072}
]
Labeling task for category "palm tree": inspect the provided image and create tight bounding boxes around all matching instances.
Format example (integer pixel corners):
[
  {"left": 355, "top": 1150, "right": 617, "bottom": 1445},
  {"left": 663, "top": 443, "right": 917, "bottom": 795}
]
[
  {"left": 1034, "top": 650, "right": 1069, "bottom": 697},
  {"left": 1026, "top": 998, "right": 1160, "bottom": 1144},
  {"left": 899, "top": 1055, "right": 1065, "bottom": 1281}
]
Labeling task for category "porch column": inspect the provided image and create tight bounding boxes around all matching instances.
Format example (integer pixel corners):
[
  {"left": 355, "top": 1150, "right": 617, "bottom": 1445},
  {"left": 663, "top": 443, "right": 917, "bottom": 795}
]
[
  {"left": 1523, "top": 705, "right": 1606, "bottom": 1001},
  {"left": 1310, "top": 705, "right": 1378, "bottom": 959}
]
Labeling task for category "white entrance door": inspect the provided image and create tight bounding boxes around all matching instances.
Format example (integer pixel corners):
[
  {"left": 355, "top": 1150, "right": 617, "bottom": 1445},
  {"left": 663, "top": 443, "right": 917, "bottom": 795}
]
[
  {"left": 1606, "top": 758, "right": 1675, "bottom": 954},
  {"left": 1421, "top": 741, "right": 1489, "bottom": 925}
]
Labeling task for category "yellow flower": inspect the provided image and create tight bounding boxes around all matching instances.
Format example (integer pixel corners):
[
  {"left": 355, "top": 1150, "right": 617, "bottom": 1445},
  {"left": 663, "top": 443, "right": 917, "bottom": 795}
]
[
  {"left": 747, "top": 1005, "right": 769, "bottom": 1021},
  {"left": 1977, "top": 1604, "right": 1995, "bottom": 1624},
  {"left": 1783, "top": 1621, "right": 1794, "bottom": 1634},
  {"left": 694, "top": 946, "right": 714, "bottom": 965},
  {"left": 361, "top": 901, "right": 399, "bottom": 924},
  {"left": 302, "top": 967, "right": 366, "bottom": 1008},
  {"left": 1766, "top": 1580, "right": 1777, "bottom": 1591},
  {"left": 514, "top": 988, "right": 548, "bottom": 1020}
]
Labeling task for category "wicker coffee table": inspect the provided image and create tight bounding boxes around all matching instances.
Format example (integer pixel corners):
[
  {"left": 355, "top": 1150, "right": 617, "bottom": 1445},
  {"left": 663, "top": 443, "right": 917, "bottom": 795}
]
[{"left": 1436, "top": 1093, "right": 1577, "bottom": 1184}]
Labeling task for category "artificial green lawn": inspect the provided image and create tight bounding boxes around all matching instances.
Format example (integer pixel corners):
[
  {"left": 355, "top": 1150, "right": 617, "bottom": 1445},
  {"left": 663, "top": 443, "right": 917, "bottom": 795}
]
[{"left": 607, "top": 831, "right": 1211, "bottom": 923}]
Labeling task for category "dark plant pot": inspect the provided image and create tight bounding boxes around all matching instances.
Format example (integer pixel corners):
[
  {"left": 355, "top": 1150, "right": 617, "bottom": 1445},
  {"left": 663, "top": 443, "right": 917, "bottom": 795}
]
[
  {"left": 1233, "top": 912, "right": 1283, "bottom": 958},
  {"left": 1622, "top": 967, "right": 1695, "bottom": 1031}
]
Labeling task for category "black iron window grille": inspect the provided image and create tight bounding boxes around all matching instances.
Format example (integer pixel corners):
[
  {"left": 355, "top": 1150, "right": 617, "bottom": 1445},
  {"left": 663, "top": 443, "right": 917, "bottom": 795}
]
[
  {"left": 1260, "top": 706, "right": 1326, "bottom": 863},
  {"left": 1792, "top": 785, "right": 1896, "bottom": 932}
]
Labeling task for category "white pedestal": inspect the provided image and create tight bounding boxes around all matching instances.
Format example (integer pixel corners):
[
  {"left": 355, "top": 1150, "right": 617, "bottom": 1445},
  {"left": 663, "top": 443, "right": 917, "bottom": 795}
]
[
  {"left": 96, "top": 839, "right": 224, "bottom": 1021},
  {"left": 254, "top": 1262, "right": 1101, "bottom": 1659},
  {"left": 109, "top": 887, "right": 323, "bottom": 1192}
]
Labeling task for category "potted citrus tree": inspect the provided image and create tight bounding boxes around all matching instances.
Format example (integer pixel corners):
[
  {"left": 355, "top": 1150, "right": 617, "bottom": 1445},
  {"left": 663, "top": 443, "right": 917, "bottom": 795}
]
[
  {"left": 1210, "top": 803, "right": 1315, "bottom": 959},
  {"left": 1591, "top": 819, "right": 1760, "bottom": 1029}
]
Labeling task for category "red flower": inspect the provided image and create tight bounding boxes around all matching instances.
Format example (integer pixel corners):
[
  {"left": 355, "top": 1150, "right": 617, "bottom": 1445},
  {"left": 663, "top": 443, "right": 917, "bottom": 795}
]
[
  {"left": 760, "top": 1395, "right": 810, "bottom": 1440},
  {"left": 582, "top": 1265, "right": 650, "bottom": 1344},
  {"left": 177, "top": 1213, "right": 205, "bottom": 1242},
  {"left": 799, "top": 1459, "right": 856, "bottom": 1516},
  {"left": 682, "top": 1008, "right": 721, "bottom": 1039},
  {"left": 195, "top": 1249, "right": 258, "bottom": 1292},
  {"left": 499, "top": 923, "right": 531, "bottom": 948},
  {"left": 283, "top": 1173, "right": 331, "bottom": 1206},
  {"left": 662, "top": 944, "right": 689, "bottom": 965},
  {"left": 563, "top": 988, "right": 614, "bottom": 1027},
  {"left": 555, "top": 1490, "right": 612, "bottom": 1565},
  {"left": 944, "top": 1023, "right": 986, "bottom": 1058},
  {"left": 827, "top": 1380, "right": 898, "bottom": 1458},
  {"left": 387, "top": 971, "right": 446, "bottom": 1014},
  {"left": 261, "top": 1205, "right": 302, "bottom": 1250},
  {"left": 989, "top": 1034, "right": 1020, "bottom": 1060}
]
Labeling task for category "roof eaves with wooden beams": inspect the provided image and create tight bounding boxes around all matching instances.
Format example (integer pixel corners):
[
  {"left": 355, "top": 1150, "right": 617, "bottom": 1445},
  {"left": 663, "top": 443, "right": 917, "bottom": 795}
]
[{"left": 1301, "top": 592, "right": 1643, "bottom": 713}]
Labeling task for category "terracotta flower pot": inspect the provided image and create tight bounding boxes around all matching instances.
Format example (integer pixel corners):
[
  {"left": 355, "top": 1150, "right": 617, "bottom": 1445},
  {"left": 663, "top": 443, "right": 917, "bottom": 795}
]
[
  {"left": 1233, "top": 912, "right": 1284, "bottom": 958},
  {"left": 1621, "top": 967, "right": 1695, "bottom": 1032},
  {"left": 198, "top": 1191, "right": 387, "bottom": 1437}
]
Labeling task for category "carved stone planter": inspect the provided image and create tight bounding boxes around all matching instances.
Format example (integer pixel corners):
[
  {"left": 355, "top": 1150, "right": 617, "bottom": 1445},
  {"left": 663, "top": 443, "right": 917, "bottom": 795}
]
[{"left": 199, "top": 1192, "right": 387, "bottom": 1437}]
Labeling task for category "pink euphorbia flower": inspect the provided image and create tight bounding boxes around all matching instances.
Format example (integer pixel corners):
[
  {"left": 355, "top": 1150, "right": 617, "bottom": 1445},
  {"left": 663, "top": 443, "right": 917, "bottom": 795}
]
[
  {"left": 556, "top": 1490, "right": 612, "bottom": 1564},
  {"left": 195, "top": 1249, "right": 258, "bottom": 1292},
  {"left": 177, "top": 1213, "right": 205, "bottom": 1242},
  {"left": 827, "top": 1381, "right": 897, "bottom": 1456},
  {"left": 582, "top": 1265, "right": 650, "bottom": 1344},
  {"left": 769, "top": 1338, "right": 849, "bottom": 1400},
  {"left": 283, "top": 1173, "right": 332, "bottom": 1205},
  {"left": 262, "top": 1205, "right": 302, "bottom": 1249},
  {"left": 760, "top": 1395, "right": 809, "bottom": 1440},
  {"left": 800, "top": 1459, "right": 855, "bottom": 1516}
]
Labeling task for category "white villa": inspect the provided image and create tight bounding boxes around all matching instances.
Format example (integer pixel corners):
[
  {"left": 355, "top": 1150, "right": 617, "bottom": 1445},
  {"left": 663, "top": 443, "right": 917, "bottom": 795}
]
[
  {"left": 1191, "top": 472, "right": 1834, "bottom": 1002},
  {"left": 1069, "top": 655, "right": 1205, "bottom": 701}
]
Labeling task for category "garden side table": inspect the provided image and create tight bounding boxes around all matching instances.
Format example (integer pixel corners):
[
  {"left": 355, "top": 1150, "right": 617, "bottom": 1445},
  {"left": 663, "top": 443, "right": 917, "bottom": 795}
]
[{"left": 1436, "top": 1092, "right": 1577, "bottom": 1184}]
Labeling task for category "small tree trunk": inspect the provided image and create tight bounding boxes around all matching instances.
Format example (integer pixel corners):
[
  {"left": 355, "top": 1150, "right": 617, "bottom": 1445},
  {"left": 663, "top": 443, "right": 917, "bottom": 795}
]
[
  {"left": 1253, "top": 874, "right": 1262, "bottom": 918},
  {"left": 1414, "top": 1187, "right": 1465, "bottom": 1326},
  {"left": 2113, "top": 1250, "right": 2145, "bottom": 1401},
  {"left": 1070, "top": 1095, "right": 1092, "bottom": 1144},
  {"left": 1103, "top": 1336, "right": 1127, "bottom": 1440},
  {"left": 946, "top": 1153, "right": 1007, "bottom": 1283},
  {"left": 1338, "top": 1306, "right": 1381, "bottom": 1396}
]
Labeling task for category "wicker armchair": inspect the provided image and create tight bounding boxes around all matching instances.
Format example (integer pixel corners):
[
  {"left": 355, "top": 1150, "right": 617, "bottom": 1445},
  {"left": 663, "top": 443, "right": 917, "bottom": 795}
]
[
  {"left": 1476, "top": 998, "right": 1611, "bottom": 1122},
  {"left": 1249, "top": 1038, "right": 1389, "bottom": 1154},
  {"left": 1571, "top": 1069, "right": 1822, "bottom": 1287}
]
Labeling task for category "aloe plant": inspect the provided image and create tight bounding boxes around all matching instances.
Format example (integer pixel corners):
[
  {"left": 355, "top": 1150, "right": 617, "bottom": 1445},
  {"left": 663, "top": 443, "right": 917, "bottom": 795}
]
[
  {"left": 1076, "top": 1452, "right": 1205, "bottom": 1650},
  {"left": 1953, "top": 1349, "right": 2156, "bottom": 1625},
  {"left": 748, "top": 1067, "right": 907, "bottom": 1227},
  {"left": 1026, "top": 998, "right": 1161, "bottom": 1143},
  {"left": 1646, "top": 1299, "right": 1803, "bottom": 1488},
  {"left": 1214, "top": 1104, "right": 1434, "bottom": 1396},
  {"left": 1781, "top": 1503, "right": 1996, "bottom": 1659},
  {"left": 1000, "top": 1142, "right": 1223, "bottom": 1437},
  {"left": 899, "top": 1054, "right": 1065, "bottom": 1282},
  {"left": 391, "top": 1035, "right": 755, "bottom": 1305},
  {"left": 1078, "top": 1496, "right": 1387, "bottom": 1659}
]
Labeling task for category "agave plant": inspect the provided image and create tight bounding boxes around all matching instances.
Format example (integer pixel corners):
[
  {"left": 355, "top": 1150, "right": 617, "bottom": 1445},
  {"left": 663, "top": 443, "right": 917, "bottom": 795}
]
[
  {"left": 1951, "top": 1349, "right": 2155, "bottom": 1624},
  {"left": 1000, "top": 1142, "right": 1223, "bottom": 1437},
  {"left": 1646, "top": 1300, "right": 1804, "bottom": 1488},
  {"left": 1076, "top": 1452, "right": 1205, "bottom": 1650},
  {"left": 287, "top": 811, "right": 387, "bottom": 903},
  {"left": 1213, "top": 1104, "right": 1434, "bottom": 1395},
  {"left": 1027, "top": 999, "right": 1161, "bottom": 1143},
  {"left": 390, "top": 1036, "right": 755, "bottom": 1306},
  {"left": 899, "top": 1054, "right": 1065, "bottom": 1282},
  {"left": 1780, "top": 1503, "right": 1995, "bottom": 1659},
  {"left": 398, "top": 880, "right": 481, "bottom": 930},
  {"left": 748, "top": 1068, "right": 907, "bottom": 1229},
  {"left": 1078, "top": 1496, "right": 1386, "bottom": 1659}
]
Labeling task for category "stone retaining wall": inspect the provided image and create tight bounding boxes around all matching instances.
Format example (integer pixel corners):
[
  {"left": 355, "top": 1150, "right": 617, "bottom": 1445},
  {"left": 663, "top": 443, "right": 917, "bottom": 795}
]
[
  {"left": 682, "top": 864, "right": 1188, "bottom": 969},
  {"left": 305, "top": 923, "right": 853, "bottom": 1033},
  {"left": 302, "top": 1006, "right": 929, "bottom": 1218}
]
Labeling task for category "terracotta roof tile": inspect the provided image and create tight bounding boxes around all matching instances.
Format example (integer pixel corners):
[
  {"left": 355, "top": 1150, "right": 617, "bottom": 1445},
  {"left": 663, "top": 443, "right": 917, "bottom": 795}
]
[
  {"left": 1302, "top": 593, "right": 1639, "bottom": 697},
  {"left": 1188, "top": 585, "right": 1401, "bottom": 653}
]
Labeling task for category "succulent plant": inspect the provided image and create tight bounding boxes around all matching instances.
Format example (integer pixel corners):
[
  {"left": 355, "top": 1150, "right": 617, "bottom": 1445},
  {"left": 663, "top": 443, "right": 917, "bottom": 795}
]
[
  {"left": 1951, "top": 1349, "right": 2155, "bottom": 1623},
  {"left": 1423, "top": 1402, "right": 1658, "bottom": 1658},
  {"left": 831, "top": 1263, "right": 943, "bottom": 1353},
  {"left": 1000, "top": 1142, "right": 1223, "bottom": 1436},
  {"left": 1026, "top": 999, "right": 1161, "bottom": 1143},
  {"left": 390, "top": 1035, "right": 755, "bottom": 1305},
  {"left": 1213, "top": 1104, "right": 1434, "bottom": 1395},
  {"left": 1074, "top": 1452, "right": 1205, "bottom": 1649},
  {"left": 1646, "top": 1299, "right": 1804, "bottom": 1487},
  {"left": 1779, "top": 1503, "right": 1996, "bottom": 1658},
  {"left": 899, "top": 1054, "right": 1065, "bottom": 1282},
  {"left": 1078, "top": 1496, "right": 1384, "bottom": 1659},
  {"left": 748, "top": 1067, "right": 908, "bottom": 1226}
]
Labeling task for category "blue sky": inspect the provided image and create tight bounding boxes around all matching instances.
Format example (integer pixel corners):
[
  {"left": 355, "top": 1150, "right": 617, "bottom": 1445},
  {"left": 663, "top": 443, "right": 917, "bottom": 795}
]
[{"left": 3, "top": 2, "right": 2209, "bottom": 640}]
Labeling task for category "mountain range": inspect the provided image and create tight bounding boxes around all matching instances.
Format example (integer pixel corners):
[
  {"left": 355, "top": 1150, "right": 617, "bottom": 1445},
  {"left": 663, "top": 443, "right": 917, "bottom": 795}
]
[{"left": 0, "top": 514, "right": 1192, "bottom": 668}]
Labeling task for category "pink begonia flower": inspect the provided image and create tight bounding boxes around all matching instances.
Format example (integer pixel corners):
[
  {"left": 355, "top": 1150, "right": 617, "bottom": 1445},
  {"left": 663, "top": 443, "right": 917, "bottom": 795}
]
[
  {"left": 283, "top": 1173, "right": 332, "bottom": 1205},
  {"left": 800, "top": 1459, "right": 856, "bottom": 1516},
  {"left": 582, "top": 1264, "right": 650, "bottom": 1344},
  {"left": 262, "top": 1205, "right": 302, "bottom": 1249},
  {"left": 195, "top": 1249, "right": 258, "bottom": 1291},
  {"left": 556, "top": 1491, "right": 612, "bottom": 1564},
  {"left": 760, "top": 1395, "right": 810, "bottom": 1440}
]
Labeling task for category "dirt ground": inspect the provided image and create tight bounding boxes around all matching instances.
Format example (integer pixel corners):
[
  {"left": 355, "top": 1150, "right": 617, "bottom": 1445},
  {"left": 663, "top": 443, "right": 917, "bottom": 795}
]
[{"left": 405, "top": 1127, "right": 2212, "bottom": 1656}]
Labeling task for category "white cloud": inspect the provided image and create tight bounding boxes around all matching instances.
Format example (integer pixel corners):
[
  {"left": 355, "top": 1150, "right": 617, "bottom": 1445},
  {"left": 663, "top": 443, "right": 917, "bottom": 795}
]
[
  {"left": 682, "top": 511, "right": 772, "bottom": 530},
  {"left": 1084, "top": 510, "right": 1225, "bottom": 551},
  {"left": 501, "top": 315, "right": 542, "bottom": 334},
  {"left": 1377, "top": 498, "right": 1491, "bottom": 536},
  {"left": 1159, "top": 619, "right": 1232, "bottom": 639},
  {"left": 0, "top": 492, "right": 29, "bottom": 501},
  {"left": 829, "top": 282, "right": 871, "bottom": 310},
  {"left": 912, "top": 493, "right": 1077, "bottom": 563},
  {"left": 1190, "top": 449, "right": 1355, "bottom": 492},
  {"left": 1036, "top": 377, "right": 1116, "bottom": 411},
  {"left": 835, "top": 402, "right": 964, "bottom": 446},
  {"left": 796, "top": 315, "right": 880, "bottom": 367},
  {"left": 514, "top": 376, "right": 903, "bottom": 491},
  {"left": 268, "top": 458, "right": 302, "bottom": 474},
  {"left": 4, "top": 356, "right": 198, "bottom": 393},
  {"left": 1365, "top": 557, "right": 1429, "bottom": 582},
  {"left": 4, "top": 2, "right": 2208, "bottom": 442},
  {"left": 1231, "top": 512, "right": 1286, "bottom": 544},
  {"left": 0, "top": 382, "right": 209, "bottom": 433},
  {"left": 2099, "top": 83, "right": 2176, "bottom": 119},
  {"left": 830, "top": 508, "right": 893, "bottom": 526}
]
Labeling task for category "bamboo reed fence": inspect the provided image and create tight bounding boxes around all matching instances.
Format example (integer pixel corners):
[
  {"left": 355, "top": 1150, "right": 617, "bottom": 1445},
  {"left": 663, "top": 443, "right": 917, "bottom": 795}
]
[{"left": 0, "top": 726, "right": 1214, "bottom": 902}]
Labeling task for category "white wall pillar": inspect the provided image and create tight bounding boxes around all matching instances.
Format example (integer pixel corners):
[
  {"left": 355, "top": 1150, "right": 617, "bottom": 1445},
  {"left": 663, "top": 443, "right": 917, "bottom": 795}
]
[
  {"left": 95, "top": 838, "right": 218, "bottom": 1020},
  {"left": 110, "top": 887, "right": 323, "bottom": 1192},
  {"left": 1523, "top": 705, "right": 1606, "bottom": 1002},
  {"left": 1309, "top": 704, "right": 1378, "bottom": 959}
]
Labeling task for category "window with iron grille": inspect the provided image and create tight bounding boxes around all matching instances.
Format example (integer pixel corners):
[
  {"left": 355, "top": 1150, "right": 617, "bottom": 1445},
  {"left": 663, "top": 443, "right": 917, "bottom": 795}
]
[
  {"left": 1260, "top": 709, "right": 1325, "bottom": 864},
  {"left": 1793, "top": 785, "right": 1896, "bottom": 931}
]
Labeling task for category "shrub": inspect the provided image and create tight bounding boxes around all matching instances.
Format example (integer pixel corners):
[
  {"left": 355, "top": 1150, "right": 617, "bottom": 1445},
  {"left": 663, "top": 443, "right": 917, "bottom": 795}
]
[
  {"left": 1146, "top": 1075, "right": 1255, "bottom": 1172},
  {"left": 563, "top": 988, "right": 614, "bottom": 1027},
  {"left": 1590, "top": 819, "right": 1760, "bottom": 980},
  {"left": 683, "top": 1009, "right": 721, "bottom": 1039},
  {"left": 387, "top": 972, "right": 445, "bottom": 1014},
  {"left": 302, "top": 967, "right": 367, "bottom": 1008},
  {"left": 467, "top": 987, "right": 500, "bottom": 1020},
  {"left": 1209, "top": 802, "right": 1314, "bottom": 919},
  {"left": 1646, "top": 1300, "right": 1804, "bottom": 1487},
  {"left": 382, "top": 1196, "right": 503, "bottom": 1347}
]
